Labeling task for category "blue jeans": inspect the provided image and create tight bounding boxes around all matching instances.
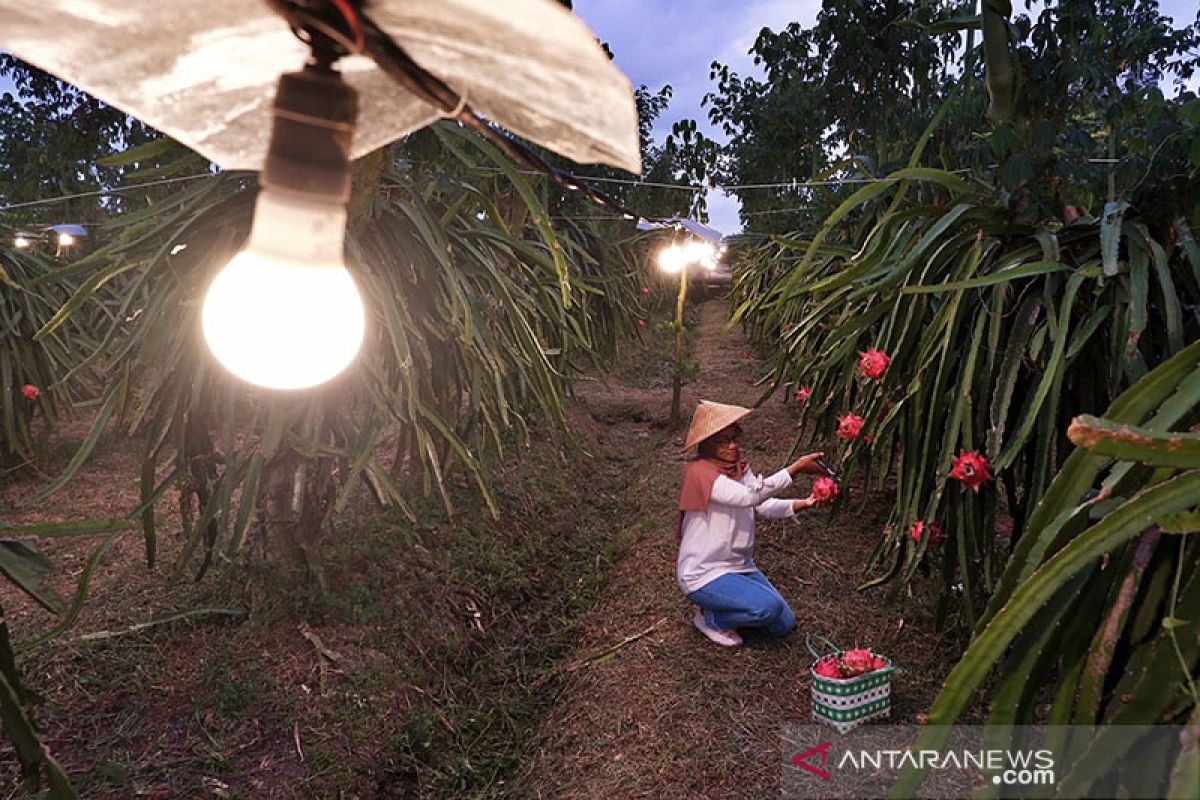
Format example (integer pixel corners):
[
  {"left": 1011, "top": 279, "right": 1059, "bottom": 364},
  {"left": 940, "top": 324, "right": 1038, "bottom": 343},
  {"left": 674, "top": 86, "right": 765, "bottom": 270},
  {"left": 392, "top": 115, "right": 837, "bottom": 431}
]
[{"left": 687, "top": 570, "right": 796, "bottom": 637}]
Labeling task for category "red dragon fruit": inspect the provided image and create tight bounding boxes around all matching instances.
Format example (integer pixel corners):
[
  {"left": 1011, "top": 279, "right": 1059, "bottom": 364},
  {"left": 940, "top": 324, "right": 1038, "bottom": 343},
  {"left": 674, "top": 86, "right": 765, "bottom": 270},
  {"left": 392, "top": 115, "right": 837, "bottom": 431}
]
[
  {"left": 858, "top": 349, "right": 891, "bottom": 382},
  {"left": 950, "top": 451, "right": 991, "bottom": 492},
  {"left": 813, "top": 650, "right": 888, "bottom": 679},
  {"left": 910, "top": 520, "right": 944, "bottom": 545},
  {"left": 812, "top": 477, "right": 839, "bottom": 502},
  {"left": 21, "top": 384, "right": 39, "bottom": 401},
  {"left": 641, "top": 286, "right": 650, "bottom": 295},
  {"left": 795, "top": 386, "right": 812, "bottom": 403},
  {"left": 842, "top": 649, "right": 874, "bottom": 676},
  {"left": 836, "top": 414, "right": 864, "bottom": 441},
  {"left": 814, "top": 658, "right": 841, "bottom": 678}
]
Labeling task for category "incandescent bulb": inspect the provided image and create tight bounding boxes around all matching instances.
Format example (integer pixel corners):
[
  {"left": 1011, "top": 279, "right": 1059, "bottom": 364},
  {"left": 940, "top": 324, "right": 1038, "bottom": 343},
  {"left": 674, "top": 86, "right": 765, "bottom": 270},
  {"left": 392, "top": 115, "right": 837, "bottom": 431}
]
[
  {"left": 57, "top": 232, "right": 75, "bottom": 247},
  {"left": 657, "top": 243, "right": 688, "bottom": 273},
  {"left": 13, "top": 235, "right": 32, "bottom": 248},
  {"left": 202, "top": 190, "right": 364, "bottom": 390}
]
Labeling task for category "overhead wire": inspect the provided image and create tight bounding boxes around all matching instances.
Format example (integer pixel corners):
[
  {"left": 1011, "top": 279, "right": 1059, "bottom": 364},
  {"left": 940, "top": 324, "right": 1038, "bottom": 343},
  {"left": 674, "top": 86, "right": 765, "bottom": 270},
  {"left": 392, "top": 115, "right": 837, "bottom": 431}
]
[{"left": 0, "top": 173, "right": 221, "bottom": 213}]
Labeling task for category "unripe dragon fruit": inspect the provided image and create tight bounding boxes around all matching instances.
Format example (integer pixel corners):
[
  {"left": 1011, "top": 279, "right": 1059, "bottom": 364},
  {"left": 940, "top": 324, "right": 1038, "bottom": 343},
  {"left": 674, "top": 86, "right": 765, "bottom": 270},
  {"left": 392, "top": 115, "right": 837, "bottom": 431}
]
[
  {"left": 950, "top": 450, "right": 991, "bottom": 492},
  {"left": 812, "top": 477, "right": 839, "bottom": 502},
  {"left": 836, "top": 414, "right": 864, "bottom": 441},
  {"left": 858, "top": 349, "right": 891, "bottom": 382}
]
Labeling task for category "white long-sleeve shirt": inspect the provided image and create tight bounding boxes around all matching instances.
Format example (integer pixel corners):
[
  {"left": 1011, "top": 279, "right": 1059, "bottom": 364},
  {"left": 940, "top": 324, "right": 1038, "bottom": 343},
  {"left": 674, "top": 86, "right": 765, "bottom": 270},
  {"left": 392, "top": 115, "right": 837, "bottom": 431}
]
[{"left": 676, "top": 467, "right": 796, "bottom": 594}]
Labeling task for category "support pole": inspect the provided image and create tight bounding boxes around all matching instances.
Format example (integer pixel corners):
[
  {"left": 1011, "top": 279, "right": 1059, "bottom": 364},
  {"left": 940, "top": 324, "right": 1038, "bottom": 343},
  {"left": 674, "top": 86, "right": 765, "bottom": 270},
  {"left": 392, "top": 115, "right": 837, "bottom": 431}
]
[{"left": 670, "top": 264, "right": 688, "bottom": 427}]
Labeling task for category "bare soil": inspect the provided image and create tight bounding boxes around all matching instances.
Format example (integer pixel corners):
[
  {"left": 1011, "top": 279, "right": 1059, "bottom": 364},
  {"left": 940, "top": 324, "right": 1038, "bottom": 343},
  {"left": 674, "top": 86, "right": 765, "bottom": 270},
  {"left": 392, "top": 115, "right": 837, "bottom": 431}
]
[{"left": 1, "top": 297, "right": 967, "bottom": 799}]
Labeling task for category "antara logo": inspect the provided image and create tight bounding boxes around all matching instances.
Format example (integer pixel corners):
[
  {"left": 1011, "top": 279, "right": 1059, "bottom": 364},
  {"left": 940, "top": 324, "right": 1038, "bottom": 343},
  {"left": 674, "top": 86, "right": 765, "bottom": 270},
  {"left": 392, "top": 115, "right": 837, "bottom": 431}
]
[{"left": 791, "top": 741, "right": 834, "bottom": 781}]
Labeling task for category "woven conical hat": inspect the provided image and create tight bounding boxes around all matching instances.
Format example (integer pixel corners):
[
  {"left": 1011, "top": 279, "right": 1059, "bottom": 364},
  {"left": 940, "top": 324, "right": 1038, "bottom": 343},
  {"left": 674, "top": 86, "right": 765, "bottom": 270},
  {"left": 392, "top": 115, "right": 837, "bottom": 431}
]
[{"left": 682, "top": 400, "right": 754, "bottom": 451}]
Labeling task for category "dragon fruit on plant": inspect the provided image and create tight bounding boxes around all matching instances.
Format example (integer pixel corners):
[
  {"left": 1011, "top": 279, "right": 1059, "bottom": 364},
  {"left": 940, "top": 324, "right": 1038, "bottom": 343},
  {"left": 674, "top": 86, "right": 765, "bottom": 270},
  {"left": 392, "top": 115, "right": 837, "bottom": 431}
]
[
  {"left": 858, "top": 348, "right": 891, "bottom": 382},
  {"left": 836, "top": 413, "right": 864, "bottom": 441},
  {"left": 795, "top": 386, "right": 812, "bottom": 403},
  {"left": 910, "top": 520, "right": 944, "bottom": 545},
  {"left": 812, "top": 476, "right": 839, "bottom": 502},
  {"left": 950, "top": 450, "right": 991, "bottom": 492}
]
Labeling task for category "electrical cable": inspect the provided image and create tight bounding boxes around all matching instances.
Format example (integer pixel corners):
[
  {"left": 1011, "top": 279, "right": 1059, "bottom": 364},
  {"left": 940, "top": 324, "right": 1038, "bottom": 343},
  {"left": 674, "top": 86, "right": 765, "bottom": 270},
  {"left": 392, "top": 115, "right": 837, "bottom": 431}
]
[
  {"left": 0, "top": 173, "right": 220, "bottom": 213},
  {"left": 328, "top": 0, "right": 364, "bottom": 53}
]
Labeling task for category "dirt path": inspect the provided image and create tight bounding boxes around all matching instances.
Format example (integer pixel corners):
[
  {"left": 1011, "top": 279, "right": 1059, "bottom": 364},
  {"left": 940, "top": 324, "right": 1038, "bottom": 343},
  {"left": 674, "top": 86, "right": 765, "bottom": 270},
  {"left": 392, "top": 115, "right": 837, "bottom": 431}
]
[{"left": 511, "top": 298, "right": 956, "bottom": 799}]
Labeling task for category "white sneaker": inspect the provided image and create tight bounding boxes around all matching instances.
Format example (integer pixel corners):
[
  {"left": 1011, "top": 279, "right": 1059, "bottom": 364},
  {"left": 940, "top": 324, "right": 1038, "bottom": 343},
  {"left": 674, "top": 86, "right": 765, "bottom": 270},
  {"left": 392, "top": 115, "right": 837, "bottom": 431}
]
[{"left": 692, "top": 607, "right": 743, "bottom": 647}]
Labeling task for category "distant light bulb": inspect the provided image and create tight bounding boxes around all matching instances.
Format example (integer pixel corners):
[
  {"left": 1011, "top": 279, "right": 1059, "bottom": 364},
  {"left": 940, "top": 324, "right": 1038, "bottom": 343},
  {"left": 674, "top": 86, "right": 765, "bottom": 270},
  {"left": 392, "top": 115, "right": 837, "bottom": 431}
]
[
  {"left": 202, "top": 191, "right": 365, "bottom": 390},
  {"left": 13, "top": 235, "right": 31, "bottom": 248},
  {"left": 657, "top": 243, "right": 688, "bottom": 273},
  {"left": 57, "top": 232, "right": 75, "bottom": 247}
]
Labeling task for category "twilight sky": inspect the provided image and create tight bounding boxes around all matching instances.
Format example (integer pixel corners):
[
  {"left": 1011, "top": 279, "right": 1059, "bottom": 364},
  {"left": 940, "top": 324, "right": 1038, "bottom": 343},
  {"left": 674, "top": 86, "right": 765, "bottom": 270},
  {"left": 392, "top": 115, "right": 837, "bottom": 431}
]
[
  {"left": 574, "top": 0, "right": 824, "bottom": 235},
  {"left": 572, "top": 0, "right": 1200, "bottom": 236}
]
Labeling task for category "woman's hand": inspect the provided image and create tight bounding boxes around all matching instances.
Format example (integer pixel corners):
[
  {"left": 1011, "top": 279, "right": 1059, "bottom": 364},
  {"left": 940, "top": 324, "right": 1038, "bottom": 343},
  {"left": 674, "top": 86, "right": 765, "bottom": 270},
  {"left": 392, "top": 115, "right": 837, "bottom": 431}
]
[
  {"left": 786, "top": 451, "right": 827, "bottom": 478},
  {"left": 791, "top": 492, "right": 830, "bottom": 512}
]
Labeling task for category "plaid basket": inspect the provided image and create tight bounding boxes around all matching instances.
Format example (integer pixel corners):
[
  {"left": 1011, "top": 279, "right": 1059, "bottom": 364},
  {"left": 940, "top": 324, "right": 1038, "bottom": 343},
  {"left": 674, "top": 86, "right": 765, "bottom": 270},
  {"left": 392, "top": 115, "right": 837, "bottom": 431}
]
[{"left": 807, "top": 635, "right": 894, "bottom": 734}]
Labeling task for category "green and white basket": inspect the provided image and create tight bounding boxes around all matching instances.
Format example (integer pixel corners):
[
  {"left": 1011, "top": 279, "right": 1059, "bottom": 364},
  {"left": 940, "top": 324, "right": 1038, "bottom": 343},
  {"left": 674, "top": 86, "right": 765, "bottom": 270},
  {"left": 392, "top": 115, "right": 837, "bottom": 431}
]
[{"left": 807, "top": 635, "right": 894, "bottom": 734}]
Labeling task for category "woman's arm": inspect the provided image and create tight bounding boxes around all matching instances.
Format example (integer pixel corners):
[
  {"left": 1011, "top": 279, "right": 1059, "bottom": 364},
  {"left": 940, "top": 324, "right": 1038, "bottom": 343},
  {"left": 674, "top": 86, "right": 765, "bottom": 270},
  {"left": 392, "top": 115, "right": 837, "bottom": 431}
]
[
  {"left": 756, "top": 495, "right": 821, "bottom": 519},
  {"left": 785, "top": 451, "right": 828, "bottom": 479},
  {"left": 709, "top": 469, "right": 793, "bottom": 507}
]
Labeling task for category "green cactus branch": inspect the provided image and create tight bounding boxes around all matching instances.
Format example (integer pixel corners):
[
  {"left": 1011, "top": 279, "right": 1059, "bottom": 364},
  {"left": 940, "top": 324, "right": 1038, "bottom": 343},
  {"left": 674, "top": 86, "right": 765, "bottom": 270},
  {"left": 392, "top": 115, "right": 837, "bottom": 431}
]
[{"left": 1067, "top": 414, "right": 1200, "bottom": 469}]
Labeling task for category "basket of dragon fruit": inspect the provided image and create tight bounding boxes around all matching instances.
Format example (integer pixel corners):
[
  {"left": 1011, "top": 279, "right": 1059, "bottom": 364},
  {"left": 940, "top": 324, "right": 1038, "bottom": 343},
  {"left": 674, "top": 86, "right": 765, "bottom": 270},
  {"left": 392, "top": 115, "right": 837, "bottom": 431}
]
[{"left": 806, "top": 635, "right": 894, "bottom": 734}]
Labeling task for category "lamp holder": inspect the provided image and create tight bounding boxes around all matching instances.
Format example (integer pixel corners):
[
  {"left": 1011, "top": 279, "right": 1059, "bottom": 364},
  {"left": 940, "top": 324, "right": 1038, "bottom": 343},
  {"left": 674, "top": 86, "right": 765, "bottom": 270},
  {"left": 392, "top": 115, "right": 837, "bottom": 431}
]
[{"left": 261, "top": 62, "right": 359, "bottom": 204}]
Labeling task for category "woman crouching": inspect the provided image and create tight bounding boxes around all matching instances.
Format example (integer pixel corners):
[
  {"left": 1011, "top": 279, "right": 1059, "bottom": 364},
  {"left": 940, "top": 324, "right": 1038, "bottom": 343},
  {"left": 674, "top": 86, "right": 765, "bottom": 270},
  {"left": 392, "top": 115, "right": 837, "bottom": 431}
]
[{"left": 677, "top": 400, "right": 831, "bottom": 647}]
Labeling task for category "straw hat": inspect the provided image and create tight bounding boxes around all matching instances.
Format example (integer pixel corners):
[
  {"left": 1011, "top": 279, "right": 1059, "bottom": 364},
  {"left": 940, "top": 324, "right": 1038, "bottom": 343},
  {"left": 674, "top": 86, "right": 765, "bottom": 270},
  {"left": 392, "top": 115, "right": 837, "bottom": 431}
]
[{"left": 682, "top": 400, "right": 754, "bottom": 451}]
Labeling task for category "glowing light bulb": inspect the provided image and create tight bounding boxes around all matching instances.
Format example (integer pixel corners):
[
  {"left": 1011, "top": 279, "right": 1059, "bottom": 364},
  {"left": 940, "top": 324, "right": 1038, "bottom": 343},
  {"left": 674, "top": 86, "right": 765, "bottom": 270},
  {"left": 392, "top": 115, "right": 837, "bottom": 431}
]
[
  {"left": 657, "top": 243, "right": 689, "bottom": 273},
  {"left": 202, "top": 190, "right": 365, "bottom": 390},
  {"left": 13, "top": 235, "right": 32, "bottom": 248},
  {"left": 57, "top": 232, "right": 75, "bottom": 247}
]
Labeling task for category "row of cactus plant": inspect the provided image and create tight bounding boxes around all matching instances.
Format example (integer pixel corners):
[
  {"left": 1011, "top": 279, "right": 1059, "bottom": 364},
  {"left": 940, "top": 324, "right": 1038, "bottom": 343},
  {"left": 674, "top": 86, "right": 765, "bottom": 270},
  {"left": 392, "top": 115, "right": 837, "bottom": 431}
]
[
  {"left": 892, "top": 340, "right": 1200, "bottom": 797},
  {"left": 732, "top": 169, "right": 1200, "bottom": 628}
]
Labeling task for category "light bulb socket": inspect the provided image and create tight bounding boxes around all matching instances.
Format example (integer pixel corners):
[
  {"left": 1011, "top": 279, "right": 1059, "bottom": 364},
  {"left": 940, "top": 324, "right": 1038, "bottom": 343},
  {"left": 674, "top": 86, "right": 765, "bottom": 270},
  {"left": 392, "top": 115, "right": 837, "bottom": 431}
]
[{"left": 261, "top": 64, "right": 359, "bottom": 204}]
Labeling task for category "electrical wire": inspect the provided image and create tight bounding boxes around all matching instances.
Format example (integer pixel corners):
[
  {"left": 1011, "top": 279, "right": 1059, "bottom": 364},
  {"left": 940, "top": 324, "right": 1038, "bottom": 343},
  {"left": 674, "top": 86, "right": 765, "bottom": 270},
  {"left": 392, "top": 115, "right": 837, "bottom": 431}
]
[
  {"left": 0, "top": 173, "right": 220, "bottom": 213},
  {"left": 328, "top": 0, "right": 364, "bottom": 53}
]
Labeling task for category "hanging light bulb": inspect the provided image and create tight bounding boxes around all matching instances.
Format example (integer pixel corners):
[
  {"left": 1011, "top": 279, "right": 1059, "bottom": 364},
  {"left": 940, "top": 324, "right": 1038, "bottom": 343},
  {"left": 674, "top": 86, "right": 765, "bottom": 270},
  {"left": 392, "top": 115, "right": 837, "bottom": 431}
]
[
  {"left": 202, "top": 61, "right": 365, "bottom": 391},
  {"left": 57, "top": 232, "right": 76, "bottom": 247},
  {"left": 13, "top": 232, "right": 34, "bottom": 248}
]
